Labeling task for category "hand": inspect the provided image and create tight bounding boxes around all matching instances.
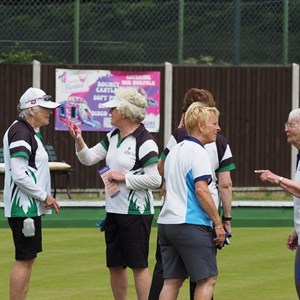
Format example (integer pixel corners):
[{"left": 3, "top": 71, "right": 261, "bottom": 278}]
[
  {"left": 286, "top": 229, "right": 298, "bottom": 250},
  {"left": 213, "top": 226, "right": 226, "bottom": 247},
  {"left": 68, "top": 121, "right": 81, "bottom": 140},
  {"left": 107, "top": 170, "right": 125, "bottom": 183},
  {"left": 254, "top": 169, "right": 280, "bottom": 185},
  {"left": 44, "top": 195, "right": 60, "bottom": 214},
  {"left": 286, "top": 235, "right": 298, "bottom": 250},
  {"left": 223, "top": 220, "right": 232, "bottom": 236}
]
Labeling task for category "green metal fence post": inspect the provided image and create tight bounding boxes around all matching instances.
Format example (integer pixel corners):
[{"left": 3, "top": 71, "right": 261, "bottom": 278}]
[
  {"left": 233, "top": 0, "right": 241, "bottom": 65},
  {"left": 73, "top": 0, "right": 80, "bottom": 64},
  {"left": 178, "top": 0, "right": 184, "bottom": 64},
  {"left": 283, "top": 0, "right": 289, "bottom": 65}
]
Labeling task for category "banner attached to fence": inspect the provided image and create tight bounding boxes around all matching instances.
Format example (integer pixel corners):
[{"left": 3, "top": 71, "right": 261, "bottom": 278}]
[{"left": 55, "top": 69, "right": 160, "bottom": 132}]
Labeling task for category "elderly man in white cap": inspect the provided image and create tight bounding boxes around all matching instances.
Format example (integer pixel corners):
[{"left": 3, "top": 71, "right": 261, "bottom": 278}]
[
  {"left": 3, "top": 87, "right": 60, "bottom": 300},
  {"left": 68, "top": 87, "right": 161, "bottom": 300}
]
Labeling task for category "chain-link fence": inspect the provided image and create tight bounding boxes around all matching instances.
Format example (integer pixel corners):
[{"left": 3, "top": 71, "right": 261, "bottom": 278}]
[{"left": 0, "top": 0, "right": 299, "bottom": 65}]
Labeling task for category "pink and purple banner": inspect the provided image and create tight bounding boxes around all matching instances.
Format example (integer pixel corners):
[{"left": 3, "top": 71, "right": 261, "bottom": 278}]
[{"left": 55, "top": 69, "right": 161, "bottom": 132}]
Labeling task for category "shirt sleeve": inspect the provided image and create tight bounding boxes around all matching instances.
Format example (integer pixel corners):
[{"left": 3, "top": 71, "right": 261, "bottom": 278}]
[
  {"left": 215, "top": 133, "right": 236, "bottom": 172},
  {"left": 192, "top": 147, "right": 213, "bottom": 184},
  {"left": 76, "top": 142, "right": 107, "bottom": 166},
  {"left": 217, "top": 144, "right": 236, "bottom": 172},
  {"left": 10, "top": 156, "right": 47, "bottom": 201},
  {"left": 161, "top": 128, "right": 187, "bottom": 161},
  {"left": 125, "top": 163, "right": 162, "bottom": 190}
]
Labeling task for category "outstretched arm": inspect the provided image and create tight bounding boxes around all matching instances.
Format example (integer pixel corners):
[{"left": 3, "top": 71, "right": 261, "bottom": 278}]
[{"left": 255, "top": 169, "right": 300, "bottom": 198}]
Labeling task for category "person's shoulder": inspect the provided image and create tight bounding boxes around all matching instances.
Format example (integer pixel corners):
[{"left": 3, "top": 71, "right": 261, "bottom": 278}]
[
  {"left": 109, "top": 128, "right": 119, "bottom": 137},
  {"left": 172, "top": 127, "right": 187, "bottom": 143},
  {"left": 216, "top": 132, "right": 229, "bottom": 144},
  {"left": 7, "top": 118, "right": 31, "bottom": 138},
  {"left": 135, "top": 124, "right": 156, "bottom": 141},
  {"left": 172, "top": 127, "right": 187, "bottom": 135},
  {"left": 9, "top": 118, "right": 23, "bottom": 129}
]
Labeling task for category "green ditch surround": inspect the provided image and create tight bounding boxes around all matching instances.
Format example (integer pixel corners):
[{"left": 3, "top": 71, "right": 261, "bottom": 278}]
[{"left": 0, "top": 206, "right": 294, "bottom": 228}]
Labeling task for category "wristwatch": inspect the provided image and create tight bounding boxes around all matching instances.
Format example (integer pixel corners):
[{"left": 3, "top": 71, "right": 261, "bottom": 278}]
[{"left": 222, "top": 216, "right": 232, "bottom": 221}]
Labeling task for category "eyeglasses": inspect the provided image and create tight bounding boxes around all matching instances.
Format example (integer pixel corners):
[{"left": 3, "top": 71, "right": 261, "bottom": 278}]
[
  {"left": 285, "top": 122, "right": 300, "bottom": 129},
  {"left": 25, "top": 95, "right": 52, "bottom": 105}
]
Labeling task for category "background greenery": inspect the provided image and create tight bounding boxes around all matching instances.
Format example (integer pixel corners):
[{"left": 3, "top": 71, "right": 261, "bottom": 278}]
[
  {"left": 0, "top": 227, "right": 298, "bottom": 299},
  {"left": 0, "top": 0, "right": 299, "bottom": 65}
]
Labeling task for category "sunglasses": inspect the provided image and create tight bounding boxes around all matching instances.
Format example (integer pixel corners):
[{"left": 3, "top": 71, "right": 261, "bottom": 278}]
[{"left": 25, "top": 95, "right": 52, "bottom": 105}]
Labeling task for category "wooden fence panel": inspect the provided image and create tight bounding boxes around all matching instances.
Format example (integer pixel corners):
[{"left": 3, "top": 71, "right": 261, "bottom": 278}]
[
  {"left": 172, "top": 65, "right": 292, "bottom": 187},
  {"left": 0, "top": 64, "right": 295, "bottom": 190}
]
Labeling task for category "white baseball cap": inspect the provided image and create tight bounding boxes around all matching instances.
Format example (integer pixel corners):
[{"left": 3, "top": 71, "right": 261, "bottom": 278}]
[
  {"left": 101, "top": 96, "right": 124, "bottom": 108},
  {"left": 19, "top": 87, "right": 60, "bottom": 110}
]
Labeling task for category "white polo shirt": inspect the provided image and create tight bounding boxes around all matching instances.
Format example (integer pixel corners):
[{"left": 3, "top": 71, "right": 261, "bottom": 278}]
[
  {"left": 3, "top": 117, "right": 50, "bottom": 218},
  {"left": 161, "top": 127, "right": 236, "bottom": 208},
  {"left": 77, "top": 124, "right": 160, "bottom": 215},
  {"left": 157, "top": 136, "right": 213, "bottom": 226}
]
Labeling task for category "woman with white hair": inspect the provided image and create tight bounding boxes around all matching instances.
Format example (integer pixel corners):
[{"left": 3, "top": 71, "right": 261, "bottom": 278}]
[
  {"left": 256, "top": 108, "right": 300, "bottom": 299},
  {"left": 68, "top": 87, "right": 161, "bottom": 300},
  {"left": 3, "top": 87, "right": 60, "bottom": 300}
]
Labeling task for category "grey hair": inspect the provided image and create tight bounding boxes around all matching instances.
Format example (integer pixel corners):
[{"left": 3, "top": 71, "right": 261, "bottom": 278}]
[
  {"left": 288, "top": 108, "right": 300, "bottom": 122},
  {"left": 18, "top": 106, "right": 39, "bottom": 119},
  {"left": 115, "top": 87, "right": 147, "bottom": 123}
]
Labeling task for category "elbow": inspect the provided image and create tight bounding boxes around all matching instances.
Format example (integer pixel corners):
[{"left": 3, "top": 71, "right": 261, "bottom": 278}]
[
  {"left": 157, "top": 160, "right": 164, "bottom": 176},
  {"left": 80, "top": 160, "right": 95, "bottom": 166},
  {"left": 12, "top": 173, "right": 27, "bottom": 187},
  {"left": 146, "top": 175, "right": 162, "bottom": 190},
  {"left": 12, "top": 177, "right": 23, "bottom": 187},
  {"left": 195, "top": 188, "right": 210, "bottom": 200},
  {"left": 219, "top": 180, "right": 232, "bottom": 190},
  {"left": 78, "top": 155, "right": 98, "bottom": 166},
  {"left": 152, "top": 175, "right": 162, "bottom": 189}
]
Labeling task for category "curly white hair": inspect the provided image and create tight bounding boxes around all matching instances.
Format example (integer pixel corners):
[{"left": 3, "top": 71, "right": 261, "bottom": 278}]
[{"left": 115, "top": 87, "right": 148, "bottom": 123}]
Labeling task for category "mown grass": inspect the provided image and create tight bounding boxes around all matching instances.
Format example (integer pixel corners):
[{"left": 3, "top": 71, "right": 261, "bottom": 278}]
[
  {"left": 232, "top": 190, "right": 293, "bottom": 201},
  {"left": 52, "top": 189, "right": 293, "bottom": 201},
  {"left": 0, "top": 227, "right": 298, "bottom": 300}
]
